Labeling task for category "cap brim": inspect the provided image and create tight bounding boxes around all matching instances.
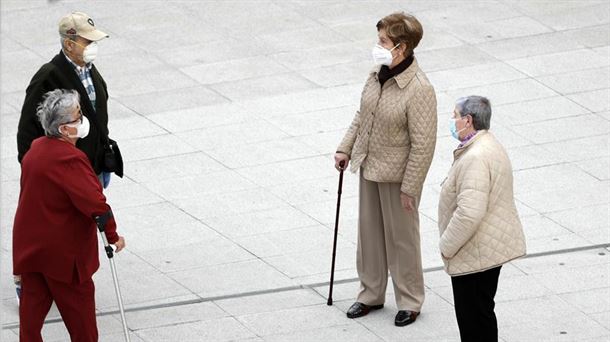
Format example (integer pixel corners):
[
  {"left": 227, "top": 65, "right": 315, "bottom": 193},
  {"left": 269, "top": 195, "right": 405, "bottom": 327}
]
[{"left": 80, "top": 29, "right": 109, "bottom": 41}]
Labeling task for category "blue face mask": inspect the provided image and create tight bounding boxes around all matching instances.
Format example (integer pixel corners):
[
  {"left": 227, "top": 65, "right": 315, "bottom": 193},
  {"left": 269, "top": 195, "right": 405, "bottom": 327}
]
[{"left": 449, "top": 118, "right": 466, "bottom": 141}]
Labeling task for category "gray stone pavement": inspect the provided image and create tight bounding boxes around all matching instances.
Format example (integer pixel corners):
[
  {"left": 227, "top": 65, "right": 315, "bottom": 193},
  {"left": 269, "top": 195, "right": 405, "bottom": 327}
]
[{"left": 1, "top": 0, "right": 609, "bottom": 341}]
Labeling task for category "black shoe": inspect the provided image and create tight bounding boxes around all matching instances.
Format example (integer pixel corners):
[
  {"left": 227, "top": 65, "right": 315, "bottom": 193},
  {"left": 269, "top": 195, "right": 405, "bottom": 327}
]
[
  {"left": 394, "top": 310, "right": 419, "bottom": 326},
  {"left": 346, "top": 302, "right": 384, "bottom": 318}
]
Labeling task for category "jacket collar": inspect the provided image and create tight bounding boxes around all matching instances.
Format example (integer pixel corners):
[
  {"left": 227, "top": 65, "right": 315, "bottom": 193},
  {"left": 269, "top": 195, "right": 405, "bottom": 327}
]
[
  {"left": 371, "top": 57, "right": 420, "bottom": 89},
  {"left": 453, "top": 130, "right": 489, "bottom": 160},
  {"left": 51, "top": 51, "right": 100, "bottom": 117},
  {"left": 63, "top": 51, "right": 92, "bottom": 72}
]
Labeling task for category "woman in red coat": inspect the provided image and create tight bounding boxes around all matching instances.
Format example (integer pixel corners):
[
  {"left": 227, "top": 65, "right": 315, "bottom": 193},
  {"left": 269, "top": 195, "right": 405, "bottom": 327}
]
[{"left": 13, "top": 89, "right": 126, "bottom": 342}]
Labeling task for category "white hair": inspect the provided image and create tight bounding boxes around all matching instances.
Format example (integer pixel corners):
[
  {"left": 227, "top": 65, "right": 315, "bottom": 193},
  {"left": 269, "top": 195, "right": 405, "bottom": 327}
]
[{"left": 36, "top": 89, "right": 80, "bottom": 137}]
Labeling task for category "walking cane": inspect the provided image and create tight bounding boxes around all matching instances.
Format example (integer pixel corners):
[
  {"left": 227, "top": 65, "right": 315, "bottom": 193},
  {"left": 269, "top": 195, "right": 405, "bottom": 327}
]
[
  {"left": 327, "top": 160, "right": 345, "bottom": 306},
  {"left": 94, "top": 214, "right": 131, "bottom": 342}
]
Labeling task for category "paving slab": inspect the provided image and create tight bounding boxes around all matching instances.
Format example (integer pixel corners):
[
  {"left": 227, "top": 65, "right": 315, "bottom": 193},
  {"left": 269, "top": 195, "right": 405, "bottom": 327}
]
[
  {"left": 506, "top": 48, "right": 610, "bottom": 77},
  {"left": 135, "top": 316, "right": 256, "bottom": 342}
]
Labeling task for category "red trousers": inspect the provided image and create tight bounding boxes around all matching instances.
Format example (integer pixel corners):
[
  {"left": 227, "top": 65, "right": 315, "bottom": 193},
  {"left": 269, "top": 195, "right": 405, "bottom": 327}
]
[{"left": 19, "top": 272, "right": 98, "bottom": 342}]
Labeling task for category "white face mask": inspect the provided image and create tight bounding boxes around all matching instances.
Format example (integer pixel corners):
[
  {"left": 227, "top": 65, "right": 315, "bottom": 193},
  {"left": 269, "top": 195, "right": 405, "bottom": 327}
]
[
  {"left": 372, "top": 43, "right": 399, "bottom": 66},
  {"left": 61, "top": 116, "right": 90, "bottom": 139},
  {"left": 82, "top": 42, "right": 98, "bottom": 64}
]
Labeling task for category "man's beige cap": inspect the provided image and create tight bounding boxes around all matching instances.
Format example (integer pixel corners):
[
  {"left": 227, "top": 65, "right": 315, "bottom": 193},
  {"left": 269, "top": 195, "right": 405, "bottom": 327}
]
[{"left": 58, "top": 12, "right": 109, "bottom": 41}]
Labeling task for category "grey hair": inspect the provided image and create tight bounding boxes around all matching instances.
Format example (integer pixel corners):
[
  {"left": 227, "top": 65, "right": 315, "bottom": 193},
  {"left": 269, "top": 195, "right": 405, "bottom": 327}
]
[
  {"left": 59, "top": 34, "right": 78, "bottom": 51},
  {"left": 36, "top": 89, "right": 80, "bottom": 137},
  {"left": 455, "top": 95, "right": 492, "bottom": 130}
]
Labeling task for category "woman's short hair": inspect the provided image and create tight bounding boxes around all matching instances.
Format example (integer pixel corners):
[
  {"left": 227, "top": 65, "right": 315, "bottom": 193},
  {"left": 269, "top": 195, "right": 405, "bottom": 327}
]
[
  {"left": 455, "top": 96, "right": 492, "bottom": 130},
  {"left": 36, "top": 89, "right": 80, "bottom": 137},
  {"left": 376, "top": 12, "right": 423, "bottom": 56}
]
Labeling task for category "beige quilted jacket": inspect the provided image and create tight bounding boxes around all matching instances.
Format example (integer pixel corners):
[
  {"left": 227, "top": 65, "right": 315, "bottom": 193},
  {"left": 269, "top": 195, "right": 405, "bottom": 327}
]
[
  {"left": 438, "top": 131, "right": 526, "bottom": 276},
  {"left": 337, "top": 59, "right": 437, "bottom": 197}
]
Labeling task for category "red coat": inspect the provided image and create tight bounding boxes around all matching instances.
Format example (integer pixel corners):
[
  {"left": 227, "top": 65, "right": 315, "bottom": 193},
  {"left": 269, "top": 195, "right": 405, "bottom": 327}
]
[{"left": 13, "top": 137, "right": 118, "bottom": 284}]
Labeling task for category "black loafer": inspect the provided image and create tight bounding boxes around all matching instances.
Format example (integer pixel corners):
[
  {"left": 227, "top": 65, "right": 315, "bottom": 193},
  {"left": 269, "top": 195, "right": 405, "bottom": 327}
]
[
  {"left": 395, "top": 310, "right": 420, "bottom": 326},
  {"left": 346, "top": 302, "right": 384, "bottom": 318}
]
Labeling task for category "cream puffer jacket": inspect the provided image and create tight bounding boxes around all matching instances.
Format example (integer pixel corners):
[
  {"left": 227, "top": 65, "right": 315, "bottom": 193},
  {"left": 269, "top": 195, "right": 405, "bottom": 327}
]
[
  {"left": 438, "top": 131, "right": 526, "bottom": 276},
  {"left": 337, "top": 58, "right": 437, "bottom": 198}
]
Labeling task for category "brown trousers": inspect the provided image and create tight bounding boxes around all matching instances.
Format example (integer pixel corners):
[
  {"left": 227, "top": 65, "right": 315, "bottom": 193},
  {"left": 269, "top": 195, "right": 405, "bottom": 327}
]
[{"left": 356, "top": 174, "right": 425, "bottom": 311}]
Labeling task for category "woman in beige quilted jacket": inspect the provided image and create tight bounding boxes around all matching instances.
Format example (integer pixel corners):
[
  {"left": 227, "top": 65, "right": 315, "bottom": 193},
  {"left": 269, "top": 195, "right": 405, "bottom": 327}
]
[
  {"left": 334, "top": 12, "right": 437, "bottom": 327},
  {"left": 438, "top": 96, "right": 526, "bottom": 342}
]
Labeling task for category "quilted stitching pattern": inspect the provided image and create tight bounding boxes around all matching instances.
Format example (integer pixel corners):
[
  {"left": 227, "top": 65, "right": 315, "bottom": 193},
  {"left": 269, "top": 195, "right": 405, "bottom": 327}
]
[
  {"left": 438, "top": 131, "right": 527, "bottom": 276},
  {"left": 337, "top": 59, "right": 437, "bottom": 198}
]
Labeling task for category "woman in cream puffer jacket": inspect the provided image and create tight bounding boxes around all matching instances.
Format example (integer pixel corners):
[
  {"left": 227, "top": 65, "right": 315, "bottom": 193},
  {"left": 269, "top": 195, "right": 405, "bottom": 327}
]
[{"left": 438, "top": 96, "right": 526, "bottom": 342}]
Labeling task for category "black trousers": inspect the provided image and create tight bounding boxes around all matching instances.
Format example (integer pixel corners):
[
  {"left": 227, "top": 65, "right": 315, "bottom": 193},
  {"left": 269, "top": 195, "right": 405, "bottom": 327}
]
[{"left": 451, "top": 266, "right": 502, "bottom": 342}]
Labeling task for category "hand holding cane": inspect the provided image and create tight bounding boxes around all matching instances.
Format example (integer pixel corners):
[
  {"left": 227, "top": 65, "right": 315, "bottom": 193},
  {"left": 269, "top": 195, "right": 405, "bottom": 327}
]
[
  {"left": 94, "top": 212, "right": 131, "bottom": 342},
  {"left": 327, "top": 160, "right": 345, "bottom": 306}
]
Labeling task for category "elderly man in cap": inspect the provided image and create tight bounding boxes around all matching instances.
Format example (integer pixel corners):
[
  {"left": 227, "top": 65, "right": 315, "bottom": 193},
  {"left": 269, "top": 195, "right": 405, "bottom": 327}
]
[{"left": 14, "top": 12, "right": 123, "bottom": 302}]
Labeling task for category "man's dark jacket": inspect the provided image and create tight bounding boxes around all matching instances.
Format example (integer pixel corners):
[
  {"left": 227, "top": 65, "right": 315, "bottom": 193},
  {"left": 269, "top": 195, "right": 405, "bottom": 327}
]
[{"left": 17, "top": 50, "right": 110, "bottom": 174}]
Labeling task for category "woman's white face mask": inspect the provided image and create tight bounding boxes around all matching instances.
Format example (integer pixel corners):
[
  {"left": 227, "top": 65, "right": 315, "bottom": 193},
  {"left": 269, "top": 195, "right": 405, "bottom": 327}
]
[
  {"left": 60, "top": 115, "right": 90, "bottom": 139},
  {"left": 372, "top": 43, "right": 399, "bottom": 66}
]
